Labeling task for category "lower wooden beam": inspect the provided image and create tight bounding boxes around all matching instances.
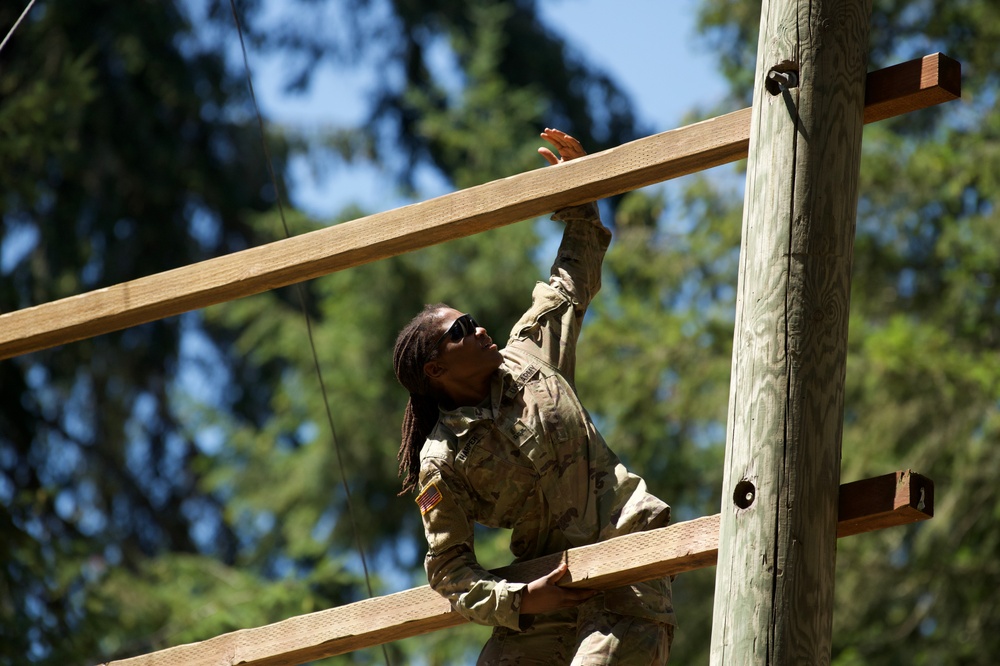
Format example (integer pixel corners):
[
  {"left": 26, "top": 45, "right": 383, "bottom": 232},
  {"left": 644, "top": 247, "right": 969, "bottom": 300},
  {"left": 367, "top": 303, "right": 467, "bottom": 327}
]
[
  {"left": 3, "top": 54, "right": 959, "bottom": 361},
  {"left": 103, "top": 470, "right": 933, "bottom": 666}
]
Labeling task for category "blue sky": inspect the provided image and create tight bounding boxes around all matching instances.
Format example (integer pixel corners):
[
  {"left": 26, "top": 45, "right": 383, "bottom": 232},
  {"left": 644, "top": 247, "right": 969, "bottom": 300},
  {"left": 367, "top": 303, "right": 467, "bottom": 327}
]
[
  {"left": 254, "top": 0, "right": 729, "bottom": 219},
  {"left": 535, "top": 0, "right": 727, "bottom": 130}
]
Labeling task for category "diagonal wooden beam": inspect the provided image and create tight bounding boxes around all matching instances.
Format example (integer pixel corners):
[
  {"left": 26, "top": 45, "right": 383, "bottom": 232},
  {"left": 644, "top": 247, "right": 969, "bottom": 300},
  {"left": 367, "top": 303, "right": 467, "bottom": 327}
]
[
  {"left": 103, "top": 470, "right": 933, "bottom": 666},
  {"left": 1, "top": 54, "right": 959, "bottom": 361}
]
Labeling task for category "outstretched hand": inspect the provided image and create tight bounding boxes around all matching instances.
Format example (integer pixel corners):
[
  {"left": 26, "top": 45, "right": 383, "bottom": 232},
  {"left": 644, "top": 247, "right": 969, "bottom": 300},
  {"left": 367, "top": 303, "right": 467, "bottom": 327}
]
[
  {"left": 519, "top": 561, "right": 598, "bottom": 615},
  {"left": 538, "top": 128, "right": 587, "bottom": 165}
]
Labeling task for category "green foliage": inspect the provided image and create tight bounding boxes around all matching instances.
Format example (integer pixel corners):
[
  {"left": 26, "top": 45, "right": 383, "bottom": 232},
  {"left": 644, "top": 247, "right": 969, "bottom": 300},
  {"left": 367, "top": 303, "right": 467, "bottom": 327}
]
[
  {"left": 408, "top": 0, "right": 549, "bottom": 188},
  {"left": 0, "top": 0, "right": 287, "bottom": 661},
  {"left": 2, "top": 0, "right": 646, "bottom": 663},
  {"left": 86, "top": 552, "right": 352, "bottom": 658}
]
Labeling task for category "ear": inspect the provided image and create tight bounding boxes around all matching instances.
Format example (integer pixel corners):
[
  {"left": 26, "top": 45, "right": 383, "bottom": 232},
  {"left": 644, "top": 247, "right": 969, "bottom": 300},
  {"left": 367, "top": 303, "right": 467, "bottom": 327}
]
[{"left": 424, "top": 359, "right": 446, "bottom": 381}]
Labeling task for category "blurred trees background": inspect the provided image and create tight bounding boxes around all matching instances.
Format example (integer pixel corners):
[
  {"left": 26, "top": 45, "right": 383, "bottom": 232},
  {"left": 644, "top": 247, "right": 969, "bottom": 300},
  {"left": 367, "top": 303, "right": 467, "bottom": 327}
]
[{"left": 1, "top": 0, "right": 997, "bottom": 664}]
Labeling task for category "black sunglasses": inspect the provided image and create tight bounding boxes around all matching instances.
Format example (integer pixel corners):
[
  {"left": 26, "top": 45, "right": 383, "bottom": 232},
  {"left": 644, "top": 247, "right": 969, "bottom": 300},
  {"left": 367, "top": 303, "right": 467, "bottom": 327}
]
[{"left": 434, "top": 313, "right": 479, "bottom": 347}]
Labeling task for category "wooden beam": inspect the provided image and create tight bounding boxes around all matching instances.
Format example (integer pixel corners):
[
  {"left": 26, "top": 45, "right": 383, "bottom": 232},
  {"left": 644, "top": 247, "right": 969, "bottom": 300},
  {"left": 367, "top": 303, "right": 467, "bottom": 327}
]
[
  {"left": 863, "top": 52, "right": 961, "bottom": 124},
  {"left": 1, "top": 54, "right": 959, "bottom": 361},
  {"left": 103, "top": 471, "right": 932, "bottom": 666},
  {"left": 836, "top": 468, "right": 934, "bottom": 537}
]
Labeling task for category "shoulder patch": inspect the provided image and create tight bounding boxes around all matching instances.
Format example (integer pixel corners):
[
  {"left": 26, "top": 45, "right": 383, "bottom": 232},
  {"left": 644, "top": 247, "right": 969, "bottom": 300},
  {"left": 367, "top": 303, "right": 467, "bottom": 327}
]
[
  {"left": 504, "top": 363, "right": 540, "bottom": 399},
  {"left": 415, "top": 482, "right": 443, "bottom": 515}
]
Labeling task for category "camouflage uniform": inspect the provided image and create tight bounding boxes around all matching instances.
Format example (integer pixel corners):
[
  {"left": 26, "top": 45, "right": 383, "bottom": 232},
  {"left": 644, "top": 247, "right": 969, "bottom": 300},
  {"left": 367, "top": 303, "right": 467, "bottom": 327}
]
[{"left": 415, "top": 203, "right": 675, "bottom": 664}]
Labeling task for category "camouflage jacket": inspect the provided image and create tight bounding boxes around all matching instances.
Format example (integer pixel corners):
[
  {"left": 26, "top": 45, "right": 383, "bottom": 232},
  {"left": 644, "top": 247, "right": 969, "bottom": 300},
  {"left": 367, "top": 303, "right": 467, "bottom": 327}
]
[{"left": 415, "top": 203, "right": 675, "bottom": 631}]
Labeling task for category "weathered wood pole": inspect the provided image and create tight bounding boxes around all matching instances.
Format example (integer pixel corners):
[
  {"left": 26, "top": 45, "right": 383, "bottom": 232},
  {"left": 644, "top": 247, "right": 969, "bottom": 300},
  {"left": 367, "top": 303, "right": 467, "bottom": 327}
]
[{"left": 710, "top": 1, "right": 873, "bottom": 664}]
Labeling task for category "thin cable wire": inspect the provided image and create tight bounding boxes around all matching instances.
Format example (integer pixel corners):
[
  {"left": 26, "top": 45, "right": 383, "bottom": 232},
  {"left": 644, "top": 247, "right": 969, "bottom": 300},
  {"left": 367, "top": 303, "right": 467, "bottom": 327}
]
[
  {"left": 0, "top": 0, "right": 38, "bottom": 55},
  {"left": 226, "top": 3, "right": 390, "bottom": 664}
]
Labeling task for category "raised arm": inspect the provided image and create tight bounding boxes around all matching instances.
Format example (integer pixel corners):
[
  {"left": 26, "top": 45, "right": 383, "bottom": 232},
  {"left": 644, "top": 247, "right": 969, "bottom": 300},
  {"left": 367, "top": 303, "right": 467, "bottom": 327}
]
[{"left": 506, "top": 129, "right": 612, "bottom": 382}]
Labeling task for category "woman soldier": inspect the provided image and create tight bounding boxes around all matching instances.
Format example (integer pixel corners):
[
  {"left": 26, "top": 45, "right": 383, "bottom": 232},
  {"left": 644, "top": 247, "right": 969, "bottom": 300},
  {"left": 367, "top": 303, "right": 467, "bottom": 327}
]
[{"left": 393, "top": 128, "right": 675, "bottom": 665}]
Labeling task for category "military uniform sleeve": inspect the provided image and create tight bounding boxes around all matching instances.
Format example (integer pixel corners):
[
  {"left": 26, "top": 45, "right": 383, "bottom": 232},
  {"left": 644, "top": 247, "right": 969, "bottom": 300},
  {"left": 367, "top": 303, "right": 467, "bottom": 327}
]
[
  {"left": 417, "top": 462, "right": 527, "bottom": 630},
  {"left": 507, "top": 202, "right": 611, "bottom": 381}
]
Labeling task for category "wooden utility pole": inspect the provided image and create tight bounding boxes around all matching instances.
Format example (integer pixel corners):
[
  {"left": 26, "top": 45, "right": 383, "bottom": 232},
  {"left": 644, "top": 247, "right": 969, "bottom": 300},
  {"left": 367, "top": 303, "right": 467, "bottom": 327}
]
[{"left": 711, "top": 0, "right": 874, "bottom": 664}]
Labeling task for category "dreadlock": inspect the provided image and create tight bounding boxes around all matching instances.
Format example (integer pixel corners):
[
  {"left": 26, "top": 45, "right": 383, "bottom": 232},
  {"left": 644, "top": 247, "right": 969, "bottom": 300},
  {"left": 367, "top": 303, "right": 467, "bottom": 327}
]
[{"left": 393, "top": 303, "right": 450, "bottom": 495}]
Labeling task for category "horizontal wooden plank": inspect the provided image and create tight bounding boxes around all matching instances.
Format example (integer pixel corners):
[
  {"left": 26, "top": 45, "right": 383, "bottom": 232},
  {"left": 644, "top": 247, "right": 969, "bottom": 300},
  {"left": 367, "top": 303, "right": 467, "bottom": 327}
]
[
  {"left": 104, "top": 470, "right": 932, "bottom": 666},
  {"left": 2, "top": 54, "right": 960, "bottom": 361},
  {"left": 863, "top": 52, "right": 961, "bottom": 124},
  {"left": 836, "top": 469, "right": 934, "bottom": 538}
]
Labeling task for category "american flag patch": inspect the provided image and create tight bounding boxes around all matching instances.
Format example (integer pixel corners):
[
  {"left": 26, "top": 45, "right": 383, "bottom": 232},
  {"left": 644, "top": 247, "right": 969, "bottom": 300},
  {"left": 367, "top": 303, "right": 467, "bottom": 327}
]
[{"left": 416, "top": 483, "right": 443, "bottom": 515}]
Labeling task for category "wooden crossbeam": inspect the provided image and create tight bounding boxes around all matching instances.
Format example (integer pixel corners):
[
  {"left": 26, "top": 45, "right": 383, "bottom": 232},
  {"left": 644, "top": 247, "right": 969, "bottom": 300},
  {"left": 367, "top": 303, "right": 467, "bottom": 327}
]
[
  {"left": 1, "top": 54, "right": 959, "bottom": 361},
  {"left": 103, "top": 470, "right": 933, "bottom": 666},
  {"left": 862, "top": 52, "right": 961, "bottom": 124}
]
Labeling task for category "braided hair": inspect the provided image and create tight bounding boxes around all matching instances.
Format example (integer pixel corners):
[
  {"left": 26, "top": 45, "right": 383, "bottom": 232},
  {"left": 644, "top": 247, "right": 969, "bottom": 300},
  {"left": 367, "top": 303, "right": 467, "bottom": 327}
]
[{"left": 393, "top": 303, "right": 449, "bottom": 495}]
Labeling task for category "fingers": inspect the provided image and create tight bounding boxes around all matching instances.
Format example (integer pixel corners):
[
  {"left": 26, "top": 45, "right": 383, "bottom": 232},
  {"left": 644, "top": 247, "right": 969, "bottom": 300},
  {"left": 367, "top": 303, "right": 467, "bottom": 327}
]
[
  {"left": 539, "top": 127, "right": 587, "bottom": 163},
  {"left": 521, "top": 561, "right": 598, "bottom": 614},
  {"left": 544, "top": 560, "right": 569, "bottom": 583},
  {"left": 537, "top": 147, "right": 560, "bottom": 166}
]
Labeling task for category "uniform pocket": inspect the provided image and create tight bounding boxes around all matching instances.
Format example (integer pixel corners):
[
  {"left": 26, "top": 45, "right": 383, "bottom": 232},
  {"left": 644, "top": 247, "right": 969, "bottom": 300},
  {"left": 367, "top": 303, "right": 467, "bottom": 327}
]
[{"left": 461, "top": 436, "right": 538, "bottom": 528}]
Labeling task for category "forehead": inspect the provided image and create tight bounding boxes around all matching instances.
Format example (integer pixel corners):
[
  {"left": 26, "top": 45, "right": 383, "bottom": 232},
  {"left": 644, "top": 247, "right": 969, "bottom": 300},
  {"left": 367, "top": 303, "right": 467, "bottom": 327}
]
[
  {"left": 433, "top": 307, "right": 464, "bottom": 324},
  {"left": 428, "top": 307, "right": 463, "bottom": 334}
]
